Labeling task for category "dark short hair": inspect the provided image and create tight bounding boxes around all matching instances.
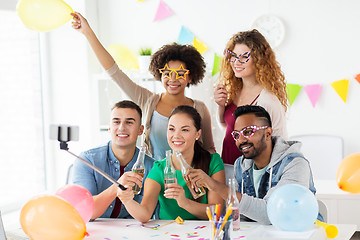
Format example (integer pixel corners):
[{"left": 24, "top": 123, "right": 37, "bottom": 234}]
[
  {"left": 233, "top": 105, "right": 272, "bottom": 127},
  {"left": 149, "top": 43, "right": 206, "bottom": 85},
  {"left": 111, "top": 100, "right": 142, "bottom": 121}
]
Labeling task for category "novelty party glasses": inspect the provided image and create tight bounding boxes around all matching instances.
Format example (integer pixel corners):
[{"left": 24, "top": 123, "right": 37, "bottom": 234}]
[
  {"left": 231, "top": 125, "right": 268, "bottom": 141},
  {"left": 224, "top": 49, "right": 251, "bottom": 63},
  {"left": 159, "top": 64, "right": 189, "bottom": 80}
]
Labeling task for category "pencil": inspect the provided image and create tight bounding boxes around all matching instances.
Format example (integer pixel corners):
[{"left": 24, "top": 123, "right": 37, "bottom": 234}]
[
  {"left": 206, "top": 207, "right": 216, "bottom": 239},
  {"left": 219, "top": 204, "right": 233, "bottom": 234}
]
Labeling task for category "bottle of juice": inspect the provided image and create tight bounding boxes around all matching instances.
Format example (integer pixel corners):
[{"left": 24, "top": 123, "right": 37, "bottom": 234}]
[
  {"left": 131, "top": 146, "right": 146, "bottom": 194},
  {"left": 164, "top": 150, "right": 177, "bottom": 189},
  {"left": 175, "top": 151, "right": 205, "bottom": 199}
]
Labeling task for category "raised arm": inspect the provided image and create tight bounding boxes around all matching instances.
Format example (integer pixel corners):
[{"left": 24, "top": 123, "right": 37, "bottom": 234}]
[{"left": 71, "top": 12, "right": 115, "bottom": 70}]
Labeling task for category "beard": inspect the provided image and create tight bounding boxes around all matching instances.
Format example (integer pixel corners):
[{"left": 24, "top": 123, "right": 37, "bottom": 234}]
[{"left": 238, "top": 134, "right": 267, "bottom": 159}]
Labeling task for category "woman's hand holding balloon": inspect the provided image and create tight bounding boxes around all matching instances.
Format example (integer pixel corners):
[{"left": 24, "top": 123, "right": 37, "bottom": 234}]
[{"left": 71, "top": 12, "right": 91, "bottom": 35}]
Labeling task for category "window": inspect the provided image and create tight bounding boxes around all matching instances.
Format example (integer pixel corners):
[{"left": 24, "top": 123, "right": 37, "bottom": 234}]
[{"left": 0, "top": 10, "right": 45, "bottom": 212}]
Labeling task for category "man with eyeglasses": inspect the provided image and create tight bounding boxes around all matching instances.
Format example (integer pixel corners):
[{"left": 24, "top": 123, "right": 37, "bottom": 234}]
[{"left": 187, "top": 105, "right": 322, "bottom": 224}]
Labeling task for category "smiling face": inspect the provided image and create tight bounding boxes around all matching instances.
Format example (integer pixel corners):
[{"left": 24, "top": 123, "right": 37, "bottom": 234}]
[
  {"left": 233, "top": 113, "right": 270, "bottom": 160},
  {"left": 110, "top": 107, "right": 144, "bottom": 150},
  {"left": 167, "top": 113, "right": 201, "bottom": 156},
  {"left": 160, "top": 60, "right": 191, "bottom": 95},
  {"left": 230, "top": 43, "right": 256, "bottom": 79}
]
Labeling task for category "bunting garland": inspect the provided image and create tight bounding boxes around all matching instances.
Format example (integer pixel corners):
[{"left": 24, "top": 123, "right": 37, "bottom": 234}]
[
  {"left": 303, "top": 84, "right": 322, "bottom": 108},
  {"left": 153, "top": 0, "right": 173, "bottom": 22},
  {"left": 138, "top": 0, "right": 359, "bottom": 107},
  {"left": 331, "top": 79, "right": 349, "bottom": 103}
]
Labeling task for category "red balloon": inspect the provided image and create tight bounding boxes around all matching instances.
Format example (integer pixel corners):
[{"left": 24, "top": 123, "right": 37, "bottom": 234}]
[{"left": 56, "top": 184, "right": 94, "bottom": 222}]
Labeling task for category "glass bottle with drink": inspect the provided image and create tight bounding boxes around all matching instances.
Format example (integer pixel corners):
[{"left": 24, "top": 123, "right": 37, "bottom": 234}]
[
  {"left": 164, "top": 150, "right": 177, "bottom": 189},
  {"left": 131, "top": 146, "right": 146, "bottom": 194},
  {"left": 175, "top": 151, "right": 206, "bottom": 199},
  {"left": 227, "top": 178, "right": 240, "bottom": 231}
]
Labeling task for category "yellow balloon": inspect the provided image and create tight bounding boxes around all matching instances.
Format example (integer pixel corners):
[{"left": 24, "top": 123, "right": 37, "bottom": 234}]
[
  {"left": 20, "top": 195, "right": 87, "bottom": 240},
  {"left": 16, "top": 0, "right": 73, "bottom": 32},
  {"left": 336, "top": 153, "right": 360, "bottom": 193},
  {"left": 107, "top": 44, "right": 139, "bottom": 70}
]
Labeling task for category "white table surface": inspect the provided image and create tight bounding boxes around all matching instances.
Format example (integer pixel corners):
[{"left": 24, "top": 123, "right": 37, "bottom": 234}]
[{"left": 83, "top": 218, "right": 357, "bottom": 240}]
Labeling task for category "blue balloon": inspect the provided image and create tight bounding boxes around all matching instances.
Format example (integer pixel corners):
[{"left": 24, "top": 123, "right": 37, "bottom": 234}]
[{"left": 267, "top": 184, "right": 318, "bottom": 232}]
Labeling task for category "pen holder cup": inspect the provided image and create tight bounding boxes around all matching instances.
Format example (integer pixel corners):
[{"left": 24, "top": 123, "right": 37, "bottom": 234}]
[{"left": 209, "top": 219, "right": 232, "bottom": 240}]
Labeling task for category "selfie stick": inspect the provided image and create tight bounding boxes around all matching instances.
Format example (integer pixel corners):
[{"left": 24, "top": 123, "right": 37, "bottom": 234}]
[{"left": 57, "top": 128, "right": 127, "bottom": 191}]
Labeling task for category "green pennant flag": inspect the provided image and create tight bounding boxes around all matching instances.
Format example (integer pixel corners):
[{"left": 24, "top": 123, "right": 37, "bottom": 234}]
[
  {"left": 286, "top": 83, "right": 302, "bottom": 106},
  {"left": 212, "top": 53, "right": 222, "bottom": 76}
]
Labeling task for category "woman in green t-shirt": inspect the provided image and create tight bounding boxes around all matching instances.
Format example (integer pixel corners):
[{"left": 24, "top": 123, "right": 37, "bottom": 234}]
[{"left": 118, "top": 105, "right": 225, "bottom": 222}]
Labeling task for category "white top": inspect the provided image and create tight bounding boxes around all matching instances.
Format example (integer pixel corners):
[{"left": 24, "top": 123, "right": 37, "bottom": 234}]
[{"left": 254, "top": 89, "right": 288, "bottom": 140}]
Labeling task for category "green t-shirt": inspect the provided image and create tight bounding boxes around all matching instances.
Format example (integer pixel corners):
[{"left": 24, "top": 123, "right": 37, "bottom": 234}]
[{"left": 147, "top": 153, "right": 224, "bottom": 220}]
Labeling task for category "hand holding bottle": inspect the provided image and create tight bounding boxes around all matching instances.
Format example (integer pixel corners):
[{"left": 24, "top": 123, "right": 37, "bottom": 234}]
[
  {"left": 132, "top": 146, "right": 146, "bottom": 195},
  {"left": 164, "top": 183, "right": 189, "bottom": 208},
  {"left": 186, "top": 168, "right": 214, "bottom": 191},
  {"left": 175, "top": 151, "right": 206, "bottom": 199}
]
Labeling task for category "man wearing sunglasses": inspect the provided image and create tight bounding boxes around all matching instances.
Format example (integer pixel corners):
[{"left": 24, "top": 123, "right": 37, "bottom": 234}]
[{"left": 187, "top": 105, "right": 322, "bottom": 224}]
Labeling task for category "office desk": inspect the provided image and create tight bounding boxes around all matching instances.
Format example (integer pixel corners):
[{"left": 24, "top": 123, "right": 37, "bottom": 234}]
[{"left": 84, "top": 219, "right": 357, "bottom": 240}]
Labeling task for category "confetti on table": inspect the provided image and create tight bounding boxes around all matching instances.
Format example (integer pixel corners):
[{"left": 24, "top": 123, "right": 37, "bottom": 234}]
[
  {"left": 171, "top": 235, "right": 180, "bottom": 237},
  {"left": 104, "top": 238, "right": 111, "bottom": 240},
  {"left": 198, "top": 238, "right": 210, "bottom": 240},
  {"left": 233, "top": 236, "right": 245, "bottom": 239},
  {"left": 150, "top": 234, "right": 160, "bottom": 237},
  {"left": 186, "top": 232, "right": 200, "bottom": 238}
]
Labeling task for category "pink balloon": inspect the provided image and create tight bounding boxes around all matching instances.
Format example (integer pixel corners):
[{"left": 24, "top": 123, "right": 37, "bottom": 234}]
[{"left": 56, "top": 184, "right": 94, "bottom": 223}]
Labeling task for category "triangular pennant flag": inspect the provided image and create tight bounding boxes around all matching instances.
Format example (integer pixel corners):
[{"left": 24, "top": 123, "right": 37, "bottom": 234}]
[
  {"left": 193, "top": 37, "right": 209, "bottom": 54},
  {"left": 354, "top": 73, "right": 360, "bottom": 84},
  {"left": 331, "top": 79, "right": 349, "bottom": 103},
  {"left": 304, "top": 84, "right": 322, "bottom": 108},
  {"left": 286, "top": 83, "right": 302, "bottom": 106},
  {"left": 177, "top": 26, "right": 194, "bottom": 45},
  {"left": 212, "top": 53, "right": 222, "bottom": 76},
  {"left": 153, "top": 0, "right": 174, "bottom": 22}
]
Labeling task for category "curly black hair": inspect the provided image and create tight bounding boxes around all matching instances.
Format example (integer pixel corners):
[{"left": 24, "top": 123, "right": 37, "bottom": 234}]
[{"left": 148, "top": 43, "right": 206, "bottom": 85}]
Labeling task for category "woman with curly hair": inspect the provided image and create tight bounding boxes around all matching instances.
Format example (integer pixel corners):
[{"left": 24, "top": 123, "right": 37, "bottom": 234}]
[
  {"left": 71, "top": 12, "right": 215, "bottom": 161},
  {"left": 214, "top": 29, "right": 288, "bottom": 165}
]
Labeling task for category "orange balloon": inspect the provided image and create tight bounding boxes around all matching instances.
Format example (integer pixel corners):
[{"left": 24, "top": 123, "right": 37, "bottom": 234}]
[
  {"left": 336, "top": 153, "right": 360, "bottom": 193},
  {"left": 20, "top": 195, "right": 86, "bottom": 240}
]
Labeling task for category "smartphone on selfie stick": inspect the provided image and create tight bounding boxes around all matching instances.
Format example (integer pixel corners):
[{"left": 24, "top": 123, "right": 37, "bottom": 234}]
[{"left": 50, "top": 125, "right": 127, "bottom": 191}]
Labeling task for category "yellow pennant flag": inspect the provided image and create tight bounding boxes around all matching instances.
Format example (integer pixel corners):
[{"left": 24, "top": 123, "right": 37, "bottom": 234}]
[
  {"left": 193, "top": 37, "right": 209, "bottom": 54},
  {"left": 331, "top": 79, "right": 349, "bottom": 103}
]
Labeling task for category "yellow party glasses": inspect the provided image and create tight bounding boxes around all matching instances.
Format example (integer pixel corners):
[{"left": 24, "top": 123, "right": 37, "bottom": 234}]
[{"left": 159, "top": 64, "right": 189, "bottom": 80}]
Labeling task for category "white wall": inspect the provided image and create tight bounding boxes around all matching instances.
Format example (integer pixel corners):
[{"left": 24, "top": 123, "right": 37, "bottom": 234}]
[
  {"left": 83, "top": 0, "right": 360, "bottom": 155},
  {"left": 43, "top": 0, "right": 360, "bottom": 188}
]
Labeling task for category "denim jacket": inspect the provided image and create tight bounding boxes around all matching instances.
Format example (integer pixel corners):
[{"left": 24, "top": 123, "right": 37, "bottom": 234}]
[
  {"left": 72, "top": 141, "right": 154, "bottom": 219},
  {"left": 234, "top": 136, "right": 323, "bottom": 224}
]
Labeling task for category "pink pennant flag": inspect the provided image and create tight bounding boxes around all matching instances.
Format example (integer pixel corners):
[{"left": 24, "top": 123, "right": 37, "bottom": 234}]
[
  {"left": 153, "top": 0, "right": 174, "bottom": 22},
  {"left": 304, "top": 84, "right": 322, "bottom": 108}
]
